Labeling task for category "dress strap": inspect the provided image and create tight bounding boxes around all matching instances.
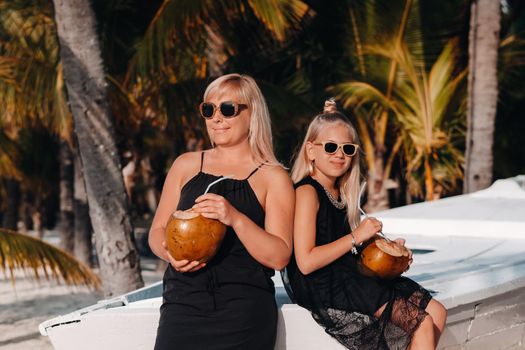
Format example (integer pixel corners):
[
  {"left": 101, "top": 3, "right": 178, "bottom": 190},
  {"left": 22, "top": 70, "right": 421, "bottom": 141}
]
[
  {"left": 245, "top": 163, "right": 264, "bottom": 180},
  {"left": 200, "top": 152, "right": 205, "bottom": 172}
]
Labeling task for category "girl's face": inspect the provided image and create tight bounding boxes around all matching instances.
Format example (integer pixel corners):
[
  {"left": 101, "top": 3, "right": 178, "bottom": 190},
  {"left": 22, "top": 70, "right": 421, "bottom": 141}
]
[
  {"left": 307, "top": 123, "right": 355, "bottom": 180},
  {"left": 203, "top": 89, "right": 251, "bottom": 147}
]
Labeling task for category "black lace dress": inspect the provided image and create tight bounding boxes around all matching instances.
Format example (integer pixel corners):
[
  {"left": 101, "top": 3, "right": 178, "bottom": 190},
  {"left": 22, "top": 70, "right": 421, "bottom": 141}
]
[
  {"left": 283, "top": 176, "right": 432, "bottom": 350},
  {"left": 155, "top": 153, "right": 276, "bottom": 350}
]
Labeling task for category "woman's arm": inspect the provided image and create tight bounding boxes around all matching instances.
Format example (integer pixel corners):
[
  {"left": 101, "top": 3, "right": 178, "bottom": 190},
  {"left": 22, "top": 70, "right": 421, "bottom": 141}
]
[
  {"left": 148, "top": 152, "right": 204, "bottom": 272},
  {"left": 193, "top": 167, "right": 295, "bottom": 270}
]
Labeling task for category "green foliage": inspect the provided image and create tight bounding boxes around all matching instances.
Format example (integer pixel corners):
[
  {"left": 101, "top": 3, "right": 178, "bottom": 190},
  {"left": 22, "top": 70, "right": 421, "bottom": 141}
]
[
  {"left": 0, "top": 1, "right": 71, "bottom": 138},
  {"left": 0, "top": 228, "right": 101, "bottom": 289},
  {"left": 128, "top": 0, "right": 308, "bottom": 82},
  {"left": 334, "top": 39, "right": 466, "bottom": 200}
]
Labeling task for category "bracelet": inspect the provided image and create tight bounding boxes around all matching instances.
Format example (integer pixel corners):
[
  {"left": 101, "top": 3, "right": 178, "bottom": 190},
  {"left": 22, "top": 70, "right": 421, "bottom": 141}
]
[{"left": 349, "top": 232, "right": 359, "bottom": 255}]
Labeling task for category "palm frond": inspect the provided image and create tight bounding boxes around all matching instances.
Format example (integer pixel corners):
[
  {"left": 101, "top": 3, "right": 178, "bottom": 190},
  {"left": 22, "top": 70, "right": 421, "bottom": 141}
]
[
  {"left": 499, "top": 34, "right": 525, "bottom": 101},
  {"left": 0, "top": 228, "right": 101, "bottom": 290},
  {"left": 331, "top": 81, "right": 394, "bottom": 111},
  {"left": 354, "top": 108, "right": 376, "bottom": 173},
  {"left": 129, "top": 0, "right": 209, "bottom": 80},
  {"left": 0, "top": 1, "right": 71, "bottom": 139},
  {"left": 0, "top": 131, "right": 21, "bottom": 179},
  {"left": 128, "top": 0, "right": 309, "bottom": 82},
  {"left": 247, "top": 0, "right": 309, "bottom": 41},
  {"left": 337, "top": 37, "right": 466, "bottom": 200}
]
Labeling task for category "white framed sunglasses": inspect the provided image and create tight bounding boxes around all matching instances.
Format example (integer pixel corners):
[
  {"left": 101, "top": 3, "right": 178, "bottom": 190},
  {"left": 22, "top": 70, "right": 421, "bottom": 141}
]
[{"left": 313, "top": 141, "right": 359, "bottom": 156}]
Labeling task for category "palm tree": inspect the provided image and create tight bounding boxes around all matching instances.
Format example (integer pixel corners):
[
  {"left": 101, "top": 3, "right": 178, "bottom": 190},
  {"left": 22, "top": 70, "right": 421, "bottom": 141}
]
[
  {"left": 52, "top": 0, "right": 144, "bottom": 297},
  {"left": 464, "top": 0, "right": 501, "bottom": 192},
  {"left": 334, "top": 39, "right": 466, "bottom": 201},
  {"left": 127, "top": 0, "right": 309, "bottom": 80},
  {"left": 0, "top": 1, "right": 66, "bottom": 233},
  {"left": 339, "top": 0, "right": 416, "bottom": 211},
  {"left": 0, "top": 1, "right": 90, "bottom": 259},
  {"left": 0, "top": 130, "right": 22, "bottom": 230},
  {"left": 2, "top": 1, "right": 311, "bottom": 295},
  {"left": 0, "top": 228, "right": 100, "bottom": 290},
  {"left": 494, "top": 2, "right": 525, "bottom": 179},
  {"left": 116, "top": 0, "right": 311, "bottom": 162}
]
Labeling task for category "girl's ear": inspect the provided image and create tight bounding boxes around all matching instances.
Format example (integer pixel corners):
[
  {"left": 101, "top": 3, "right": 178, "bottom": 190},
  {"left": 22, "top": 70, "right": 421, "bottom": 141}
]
[{"left": 306, "top": 141, "right": 315, "bottom": 161}]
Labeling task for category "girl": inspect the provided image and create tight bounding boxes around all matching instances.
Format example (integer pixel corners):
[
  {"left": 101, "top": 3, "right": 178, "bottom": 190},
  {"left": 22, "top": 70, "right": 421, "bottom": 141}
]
[
  {"left": 283, "top": 99, "right": 447, "bottom": 349},
  {"left": 149, "top": 74, "right": 295, "bottom": 349}
]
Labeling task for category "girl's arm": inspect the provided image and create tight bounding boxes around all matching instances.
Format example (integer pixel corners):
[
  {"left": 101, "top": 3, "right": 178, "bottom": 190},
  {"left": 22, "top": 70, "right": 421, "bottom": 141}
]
[
  {"left": 293, "top": 185, "right": 382, "bottom": 275},
  {"left": 193, "top": 167, "right": 295, "bottom": 270}
]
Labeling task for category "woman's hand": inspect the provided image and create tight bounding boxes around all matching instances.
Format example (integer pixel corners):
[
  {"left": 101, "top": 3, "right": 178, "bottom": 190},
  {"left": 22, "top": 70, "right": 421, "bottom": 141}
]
[
  {"left": 161, "top": 241, "right": 205, "bottom": 273},
  {"left": 353, "top": 217, "right": 383, "bottom": 244},
  {"left": 393, "top": 238, "right": 413, "bottom": 271},
  {"left": 192, "top": 193, "right": 240, "bottom": 226}
]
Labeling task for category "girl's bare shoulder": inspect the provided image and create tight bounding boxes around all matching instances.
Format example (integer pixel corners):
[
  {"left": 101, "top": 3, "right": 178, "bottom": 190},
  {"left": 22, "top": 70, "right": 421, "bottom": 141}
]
[{"left": 295, "top": 182, "right": 318, "bottom": 200}]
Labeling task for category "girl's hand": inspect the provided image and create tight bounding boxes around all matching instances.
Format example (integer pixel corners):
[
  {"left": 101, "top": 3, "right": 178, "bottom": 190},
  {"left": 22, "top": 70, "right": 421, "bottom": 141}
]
[
  {"left": 393, "top": 238, "right": 413, "bottom": 271},
  {"left": 192, "top": 193, "right": 240, "bottom": 226},
  {"left": 161, "top": 241, "right": 205, "bottom": 273},
  {"left": 353, "top": 217, "right": 383, "bottom": 244}
]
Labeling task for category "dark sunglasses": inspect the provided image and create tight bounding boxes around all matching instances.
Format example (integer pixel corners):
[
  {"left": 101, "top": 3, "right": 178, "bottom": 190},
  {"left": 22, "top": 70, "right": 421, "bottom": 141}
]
[
  {"left": 313, "top": 141, "right": 359, "bottom": 156},
  {"left": 199, "top": 101, "right": 247, "bottom": 119}
]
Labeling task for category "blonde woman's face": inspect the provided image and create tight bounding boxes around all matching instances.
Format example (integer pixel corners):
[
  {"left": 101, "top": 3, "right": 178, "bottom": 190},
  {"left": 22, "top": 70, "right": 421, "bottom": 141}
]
[
  {"left": 307, "top": 124, "right": 354, "bottom": 179},
  {"left": 204, "top": 89, "right": 251, "bottom": 147}
]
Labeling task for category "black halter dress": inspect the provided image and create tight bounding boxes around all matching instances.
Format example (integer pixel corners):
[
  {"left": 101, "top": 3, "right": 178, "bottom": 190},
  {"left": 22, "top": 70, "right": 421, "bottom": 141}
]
[
  {"left": 155, "top": 153, "right": 276, "bottom": 350},
  {"left": 283, "top": 176, "right": 432, "bottom": 350}
]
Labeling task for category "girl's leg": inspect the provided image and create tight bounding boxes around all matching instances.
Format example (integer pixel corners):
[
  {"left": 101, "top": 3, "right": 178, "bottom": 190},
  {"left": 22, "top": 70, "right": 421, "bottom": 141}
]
[
  {"left": 408, "top": 315, "right": 435, "bottom": 350},
  {"left": 374, "top": 303, "right": 435, "bottom": 350},
  {"left": 425, "top": 299, "right": 447, "bottom": 346}
]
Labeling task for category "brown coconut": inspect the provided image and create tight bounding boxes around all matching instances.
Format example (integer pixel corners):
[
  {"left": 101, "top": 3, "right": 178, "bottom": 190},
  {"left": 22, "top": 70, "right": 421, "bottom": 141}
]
[
  {"left": 359, "top": 237, "right": 410, "bottom": 279},
  {"left": 165, "top": 210, "right": 227, "bottom": 263}
]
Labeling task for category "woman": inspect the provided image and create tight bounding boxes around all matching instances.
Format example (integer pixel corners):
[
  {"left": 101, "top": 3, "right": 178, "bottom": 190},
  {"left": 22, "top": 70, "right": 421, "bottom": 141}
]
[
  {"left": 148, "top": 74, "right": 295, "bottom": 349},
  {"left": 283, "top": 99, "right": 447, "bottom": 349}
]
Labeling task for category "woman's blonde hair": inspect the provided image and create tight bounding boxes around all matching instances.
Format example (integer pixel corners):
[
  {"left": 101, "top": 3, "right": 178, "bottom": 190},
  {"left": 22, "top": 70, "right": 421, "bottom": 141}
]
[
  {"left": 203, "top": 73, "right": 281, "bottom": 167},
  {"left": 291, "top": 98, "right": 362, "bottom": 229}
]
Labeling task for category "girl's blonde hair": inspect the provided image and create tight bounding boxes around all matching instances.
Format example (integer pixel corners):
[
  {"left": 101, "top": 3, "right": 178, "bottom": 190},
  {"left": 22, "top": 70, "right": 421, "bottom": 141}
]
[
  {"left": 203, "top": 73, "right": 281, "bottom": 167},
  {"left": 291, "top": 99, "right": 362, "bottom": 229}
]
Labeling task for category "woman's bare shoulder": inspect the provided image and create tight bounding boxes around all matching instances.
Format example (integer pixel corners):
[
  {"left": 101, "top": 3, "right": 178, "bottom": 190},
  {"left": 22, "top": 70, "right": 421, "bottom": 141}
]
[
  {"left": 167, "top": 151, "right": 203, "bottom": 183},
  {"left": 258, "top": 164, "right": 293, "bottom": 188},
  {"left": 173, "top": 151, "right": 202, "bottom": 165}
]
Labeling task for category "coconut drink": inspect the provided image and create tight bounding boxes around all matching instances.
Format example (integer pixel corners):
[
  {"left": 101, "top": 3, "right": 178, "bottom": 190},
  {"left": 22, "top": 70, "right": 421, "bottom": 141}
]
[
  {"left": 165, "top": 210, "right": 227, "bottom": 263},
  {"left": 359, "top": 237, "right": 410, "bottom": 279}
]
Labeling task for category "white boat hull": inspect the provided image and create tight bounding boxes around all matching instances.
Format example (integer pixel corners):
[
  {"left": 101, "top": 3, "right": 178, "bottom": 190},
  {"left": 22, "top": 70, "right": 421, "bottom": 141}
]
[{"left": 40, "top": 177, "right": 525, "bottom": 349}]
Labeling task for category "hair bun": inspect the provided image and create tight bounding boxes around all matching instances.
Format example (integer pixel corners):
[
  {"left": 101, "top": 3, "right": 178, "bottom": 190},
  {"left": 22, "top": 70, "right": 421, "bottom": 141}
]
[{"left": 323, "top": 98, "right": 338, "bottom": 113}]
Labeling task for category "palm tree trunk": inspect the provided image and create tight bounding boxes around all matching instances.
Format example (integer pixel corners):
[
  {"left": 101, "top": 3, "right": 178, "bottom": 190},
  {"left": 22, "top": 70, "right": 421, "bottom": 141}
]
[
  {"left": 74, "top": 147, "right": 93, "bottom": 267},
  {"left": 464, "top": 0, "right": 501, "bottom": 193},
  {"left": 366, "top": 149, "right": 389, "bottom": 212},
  {"left": 424, "top": 155, "right": 434, "bottom": 201},
  {"left": 20, "top": 190, "right": 32, "bottom": 233},
  {"left": 141, "top": 157, "right": 158, "bottom": 215},
  {"left": 59, "top": 140, "right": 74, "bottom": 253},
  {"left": 3, "top": 178, "right": 20, "bottom": 230},
  {"left": 363, "top": 0, "right": 413, "bottom": 211},
  {"left": 52, "top": 0, "right": 144, "bottom": 296}
]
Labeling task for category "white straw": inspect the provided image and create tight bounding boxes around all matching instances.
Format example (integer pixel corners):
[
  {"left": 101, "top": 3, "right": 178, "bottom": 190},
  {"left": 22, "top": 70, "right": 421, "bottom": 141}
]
[
  {"left": 358, "top": 181, "right": 391, "bottom": 242},
  {"left": 203, "top": 175, "right": 233, "bottom": 195},
  {"left": 358, "top": 181, "right": 368, "bottom": 218}
]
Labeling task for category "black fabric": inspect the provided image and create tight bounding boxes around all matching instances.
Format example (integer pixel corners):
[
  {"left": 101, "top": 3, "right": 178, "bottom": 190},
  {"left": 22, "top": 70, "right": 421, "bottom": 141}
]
[
  {"left": 282, "top": 176, "right": 432, "bottom": 350},
  {"left": 155, "top": 156, "right": 276, "bottom": 350}
]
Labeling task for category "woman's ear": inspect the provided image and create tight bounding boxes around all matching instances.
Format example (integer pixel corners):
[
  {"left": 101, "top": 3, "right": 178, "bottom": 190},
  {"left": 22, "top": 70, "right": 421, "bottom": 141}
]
[{"left": 306, "top": 142, "right": 315, "bottom": 161}]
